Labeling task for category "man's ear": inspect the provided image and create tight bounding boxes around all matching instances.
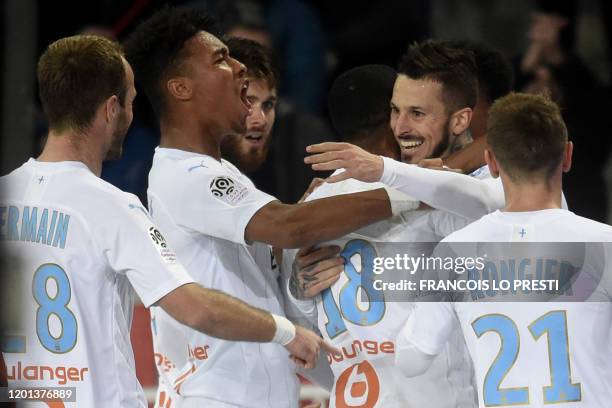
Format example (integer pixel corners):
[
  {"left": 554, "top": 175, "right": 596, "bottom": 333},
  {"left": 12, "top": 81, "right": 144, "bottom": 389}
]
[
  {"left": 450, "top": 107, "right": 472, "bottom": 136},
  {"left": 484, "top": 148, "right": 500, "bottom": 178},
  {"left": 105, "top": 95, "right": 119, "bottom": 123},
  {"left": 167, "top": 77, "right": 193, "bottom": 101},
  {"left": 562, "top": 141, "right": 573, "bottom": 173}
]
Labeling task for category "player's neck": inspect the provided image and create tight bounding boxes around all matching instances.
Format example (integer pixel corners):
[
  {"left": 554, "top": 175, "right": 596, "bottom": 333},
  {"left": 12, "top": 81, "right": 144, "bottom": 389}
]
[
  {"left": 501, "top": 176, "right": 563, "bottom": 212},
  {"left": 159, "top": 116, "right": 222, "bottom": 160},
  {"left": 37, "top": 130, "right": 104, "bottom": 176}
]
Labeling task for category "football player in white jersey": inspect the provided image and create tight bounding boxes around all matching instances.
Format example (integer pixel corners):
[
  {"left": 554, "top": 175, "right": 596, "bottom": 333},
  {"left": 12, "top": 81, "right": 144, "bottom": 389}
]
[
  {"left": 395, "top": 92, "right": 612, "bottom": 407},
  {"left": 0, "top": 35, "right": 335, "bottom": 408},
  {"left": 303, "top": 38, "right": 571, "bottom": 222},
  {"left": 286, "top": 42, "right": 486, "bottom": 407},
  {"left": 124, "top": 7, "right": 412, "bottom": 408}
]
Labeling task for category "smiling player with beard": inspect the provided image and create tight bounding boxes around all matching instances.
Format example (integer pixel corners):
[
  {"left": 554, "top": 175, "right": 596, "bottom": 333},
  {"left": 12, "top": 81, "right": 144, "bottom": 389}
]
[
  {"left": 287, "top": 43, "right": 481, "bottom": 407},
  {"left": 221, "top": 38, "right": 278, "bottom": 174}
]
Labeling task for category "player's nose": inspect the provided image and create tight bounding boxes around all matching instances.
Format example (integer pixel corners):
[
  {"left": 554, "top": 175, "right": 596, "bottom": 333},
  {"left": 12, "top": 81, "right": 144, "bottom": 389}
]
[
  {"left": 248, "top": 106, "right": 266, "bottom": 127},
  {"left": 230, "top": 57, "right": 247, "bottom": 79},
  {"left": 393, "top": 112, "right": 413, "bottom": 135}
]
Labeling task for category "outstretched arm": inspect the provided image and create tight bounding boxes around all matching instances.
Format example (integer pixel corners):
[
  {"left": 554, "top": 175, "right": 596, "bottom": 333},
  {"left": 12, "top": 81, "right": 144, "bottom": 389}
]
[
  {"left": 157, "top": 283, "right": 339, "bottom": 369},
  {"left": 304, "top": 142, "right": 504, "bottom": 220},
  {"left": 246, "top": 187, "right": 416, "bottom": 248},
  {"left": 379, "top": 156, "right": 504, "bottom": 220}
]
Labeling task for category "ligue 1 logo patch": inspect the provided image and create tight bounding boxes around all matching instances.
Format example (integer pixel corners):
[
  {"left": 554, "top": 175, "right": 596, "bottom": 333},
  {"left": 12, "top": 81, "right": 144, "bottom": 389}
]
[
  {"left": 148, "top": 226, "right": 177, "bottom": 264},
  {"left": 209, "top": 176, "right": 248, "bottom": 205}
]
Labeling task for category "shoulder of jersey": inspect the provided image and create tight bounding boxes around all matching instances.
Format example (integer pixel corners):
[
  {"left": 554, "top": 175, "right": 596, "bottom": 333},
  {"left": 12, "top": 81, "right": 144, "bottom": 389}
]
[
  {"left": 66, "top": 172, "right": 144, "bottom": 215},
  {"left": 152, "top": 149, "right": 222, "bottom": 173},
  {"left": 441, "top": 215, "right": 492, "bottom": 242},
  {"left": 565, "top": 212, "right": 612, "bottom": 241}
]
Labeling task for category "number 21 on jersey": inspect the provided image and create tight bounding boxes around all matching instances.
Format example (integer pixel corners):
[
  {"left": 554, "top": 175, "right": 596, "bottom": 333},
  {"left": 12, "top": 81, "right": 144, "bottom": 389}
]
[{"left": 472, "top": 310, "right": 581, "bottom": 406}]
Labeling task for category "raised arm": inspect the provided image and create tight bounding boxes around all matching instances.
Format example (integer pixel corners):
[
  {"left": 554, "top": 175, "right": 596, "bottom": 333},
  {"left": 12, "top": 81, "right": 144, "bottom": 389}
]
[
  {"left": 304, "top": 142, "right": 504, "bottom": 220},
  {"left": 379, "top": 156, "right": 504, "bottom": 220}
]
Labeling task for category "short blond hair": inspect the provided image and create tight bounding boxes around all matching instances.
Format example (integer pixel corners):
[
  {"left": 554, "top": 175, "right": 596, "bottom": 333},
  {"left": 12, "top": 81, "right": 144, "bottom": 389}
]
[
  {"left": 487, "top": 92, "right": 568, "bottom": 181},
  {"left": 37, "top": 35, "right": 126, "bottom": 132}
]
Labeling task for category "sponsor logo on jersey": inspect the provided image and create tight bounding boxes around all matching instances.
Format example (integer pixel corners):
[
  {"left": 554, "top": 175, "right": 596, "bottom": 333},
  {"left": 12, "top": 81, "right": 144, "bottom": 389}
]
[
  {"left": 209, "top": 177, "right": 248, "bottom": 206},
  {"left": 335, "top": 361, "right": 380, "bottom": 408},
  {"left": 5, "top": 360, "right": 89, "bottom": 385}
]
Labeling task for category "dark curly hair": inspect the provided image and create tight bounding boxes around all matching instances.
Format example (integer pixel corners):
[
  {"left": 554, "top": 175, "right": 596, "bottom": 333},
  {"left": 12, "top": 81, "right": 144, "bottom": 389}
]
[
  {"left": 124, "top": 6, "right": 220, "bottom": 119},
  {"left": 327, "top": 64, "right": 397, "bottom": 140},
  {"left": 398, "top": 40, "right": 477, "bottom": 113}
]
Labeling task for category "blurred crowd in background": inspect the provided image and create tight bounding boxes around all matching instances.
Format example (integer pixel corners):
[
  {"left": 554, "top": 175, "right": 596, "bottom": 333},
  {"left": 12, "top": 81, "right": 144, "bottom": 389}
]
[{"left": 11, "top": 0, "right": 612, "bottom": 222}]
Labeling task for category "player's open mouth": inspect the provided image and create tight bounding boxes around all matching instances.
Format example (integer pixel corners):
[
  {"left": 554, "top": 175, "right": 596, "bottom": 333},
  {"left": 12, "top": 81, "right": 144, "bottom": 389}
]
[
  {"left": 398, "top": 135, "right": 425, "bottom": 151},
  {"left": 240, "top": 80, "right": 252, "bottom": 111},
  {"left": 244, "top": 133, "right": 264, "bottom": 145}
]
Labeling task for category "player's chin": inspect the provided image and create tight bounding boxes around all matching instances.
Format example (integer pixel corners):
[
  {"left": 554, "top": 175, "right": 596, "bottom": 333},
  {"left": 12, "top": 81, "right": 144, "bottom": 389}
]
[{"left": 401, "top": 146, "right": 428, "bottom": 165}]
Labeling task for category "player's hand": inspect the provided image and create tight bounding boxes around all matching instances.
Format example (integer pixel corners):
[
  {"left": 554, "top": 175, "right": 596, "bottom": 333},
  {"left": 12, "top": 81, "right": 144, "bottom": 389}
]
[
  {"left": 298, "top": 177, "right": 325, "bottom": 203},
  {"left": 285, "top": 325, "right": 340, "bottom": 369},
  {"left": 305, "top": 142, "right": 384, "bottom": 183},
  {"left": 418, "top": 158, "right": 463, "bottom": 173},
  {"left": 290, "top": 246, "right": 343, "bottom": 299}
]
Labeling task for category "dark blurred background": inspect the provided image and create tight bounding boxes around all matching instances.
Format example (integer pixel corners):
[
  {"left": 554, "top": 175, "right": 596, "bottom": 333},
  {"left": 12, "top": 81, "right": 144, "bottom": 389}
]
[{"left": 2, "top": 0, "right": 612, "bottom": 222}]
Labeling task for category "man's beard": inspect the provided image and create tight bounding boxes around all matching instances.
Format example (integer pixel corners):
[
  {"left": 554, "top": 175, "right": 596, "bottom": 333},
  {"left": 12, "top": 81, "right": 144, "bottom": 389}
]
[
  {"left": 105, "top": 111, "right": 129, "bottom": 161},
  {"left": 221, "top": 134, "right": 270, "bottom": 173},
  {"left": 400, "top": 127, "right": 453, "bottom": 163},
  {"left": 430, "top": 128, "right": 453, "bottom": 160}
]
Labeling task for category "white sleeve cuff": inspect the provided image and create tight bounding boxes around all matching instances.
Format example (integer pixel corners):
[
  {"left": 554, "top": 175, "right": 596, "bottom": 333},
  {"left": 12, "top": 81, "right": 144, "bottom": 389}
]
[{"left": 380, "top": 156, "right": 406, "bottom": 185}]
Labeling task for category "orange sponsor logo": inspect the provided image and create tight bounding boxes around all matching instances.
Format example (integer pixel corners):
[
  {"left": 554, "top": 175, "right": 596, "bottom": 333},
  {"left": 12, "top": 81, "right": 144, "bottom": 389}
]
[
  {"left": 328, "top": 339, "right": 394, "bottom": 364},
  {"left": 335, "top": 361, "right": 380, "bottom": 408},
  {"left": 6, "top": 361, "right": 88, "bottom": 385}
]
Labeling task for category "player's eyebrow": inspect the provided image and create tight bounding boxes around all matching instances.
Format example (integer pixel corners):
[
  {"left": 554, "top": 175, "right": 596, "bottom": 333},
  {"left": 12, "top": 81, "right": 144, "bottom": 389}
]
[
  {"left": 212, "top": 46, "right": 228, "bottom": 59},
  {"left": 390, "top": 101, "right": 427, "bottom": 111}
]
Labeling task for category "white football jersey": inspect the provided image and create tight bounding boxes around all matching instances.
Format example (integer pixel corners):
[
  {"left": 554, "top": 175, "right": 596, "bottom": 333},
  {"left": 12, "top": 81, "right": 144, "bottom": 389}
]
[
  {"left": 285, "top": 175, "right": 476, "bottom": 408},
  {"left": 0, "top": 159, "right": 194, "bottom": 407},
  {"left": 147, "top": 147, "right": 299, "bottom": 407},
  {"left": 401, "top": 209, "right": 612, "bottom": 408}
]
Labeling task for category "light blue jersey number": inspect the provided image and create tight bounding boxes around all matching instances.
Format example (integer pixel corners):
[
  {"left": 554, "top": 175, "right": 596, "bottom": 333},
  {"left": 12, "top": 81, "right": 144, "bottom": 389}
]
[
  {"left": 472, "top": 311, "right": 580, "bottom": 406},
  {"left": 3, "top": 264, "right": 77, "bottom": 354},
  {"left": 322, "top": 240, "right": 385, "bottom": 338}
]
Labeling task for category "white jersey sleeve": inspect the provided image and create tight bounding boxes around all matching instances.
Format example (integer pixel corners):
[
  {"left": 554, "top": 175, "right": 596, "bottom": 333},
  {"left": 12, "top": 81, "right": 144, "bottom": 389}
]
[
  {"left": 398, "top": 302, "right": 459, "bottom": 356},
  {"left": 379, "top": 158, "right": 569, "bottom": 218},
  {"left": 380, "top": 157, "right": 504, "bottom": 220},
  {"left": 169, "top": 160, "right": 277, "bottom": 245},
  {"left": 103, "top": 199, "right": 194, "bottom": 307}
]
